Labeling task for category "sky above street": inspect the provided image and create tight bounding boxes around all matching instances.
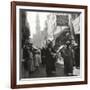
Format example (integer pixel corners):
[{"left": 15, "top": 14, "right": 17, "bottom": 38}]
[{"left": 26, "top": 12, "right": 49, "bottom": 38}]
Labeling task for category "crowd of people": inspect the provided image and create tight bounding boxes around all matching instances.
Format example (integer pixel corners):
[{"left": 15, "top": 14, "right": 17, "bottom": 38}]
[
  {"left": 23, "top": 40, "right": 41, "bottom": 74},
  {"left": 22, "top": 39, "right": 80, "bottom": 77}
]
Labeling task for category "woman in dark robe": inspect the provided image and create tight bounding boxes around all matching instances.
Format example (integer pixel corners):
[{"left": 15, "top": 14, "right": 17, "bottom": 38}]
[
  {"left": 45, "top": 42, "right": 56, "bottom": 77},
  {"left": 41, "top": 47, "right": 46, "bottom": 66}
]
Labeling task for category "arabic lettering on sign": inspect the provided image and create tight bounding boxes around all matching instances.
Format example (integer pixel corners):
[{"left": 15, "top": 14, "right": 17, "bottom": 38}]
[{"left": 56, "top": 15, "right": 69, "bottom": 26}]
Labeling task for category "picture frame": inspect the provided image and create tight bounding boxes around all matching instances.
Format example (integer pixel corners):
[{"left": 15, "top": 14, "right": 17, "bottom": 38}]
[{"left": 11, "top": 1, "right": 88, "bottom": 89}]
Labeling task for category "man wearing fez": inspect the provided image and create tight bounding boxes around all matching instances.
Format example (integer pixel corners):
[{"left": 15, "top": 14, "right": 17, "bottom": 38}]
[{"left": 61, "top": 41, "right": 73, "bottom": 76}]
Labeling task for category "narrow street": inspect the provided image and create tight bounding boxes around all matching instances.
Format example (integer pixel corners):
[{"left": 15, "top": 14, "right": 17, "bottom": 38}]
[
  {"left": 21, "top": 61, "right": 80, "bottom": 79},
  {"left": 21, "top": 63, "right": 65, "bottom": 78}
]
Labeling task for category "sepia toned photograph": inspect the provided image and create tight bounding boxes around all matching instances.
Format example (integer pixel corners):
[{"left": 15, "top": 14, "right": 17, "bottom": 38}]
[{"left": 11, "top": 1, "right": 87, "bottom": 89}]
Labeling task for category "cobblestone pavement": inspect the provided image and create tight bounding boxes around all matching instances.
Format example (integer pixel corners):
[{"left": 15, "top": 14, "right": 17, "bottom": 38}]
[{"left": 21, "top": 62, "right": 80, "bottom": 79}]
